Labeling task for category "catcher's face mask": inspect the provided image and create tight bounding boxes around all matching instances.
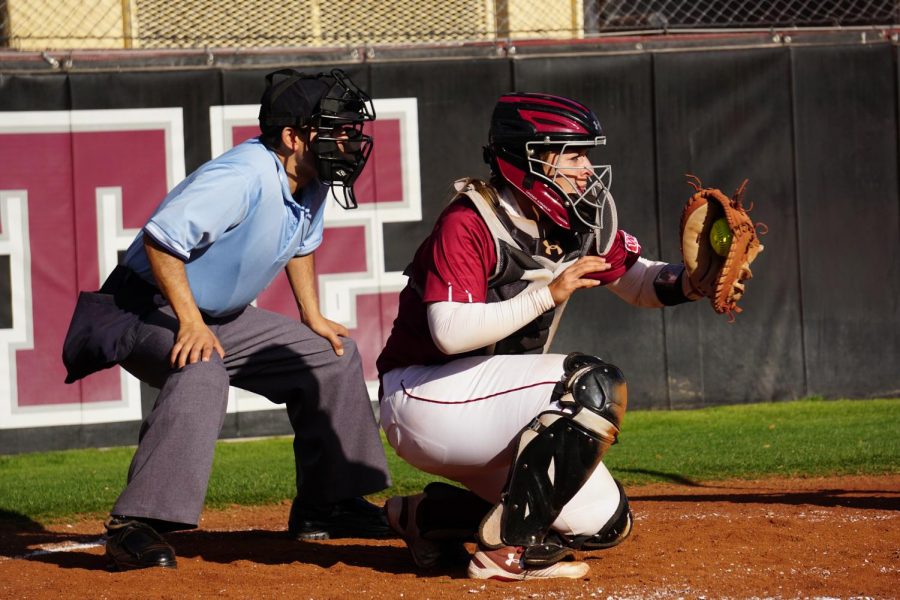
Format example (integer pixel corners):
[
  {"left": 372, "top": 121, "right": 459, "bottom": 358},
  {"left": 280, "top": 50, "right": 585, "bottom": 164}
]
[
  {"left": 528, "top": 140, "right": 618, "bottom": 255},
  {"left": 309, "top": 70, "right": 375, "bottom": 209}
]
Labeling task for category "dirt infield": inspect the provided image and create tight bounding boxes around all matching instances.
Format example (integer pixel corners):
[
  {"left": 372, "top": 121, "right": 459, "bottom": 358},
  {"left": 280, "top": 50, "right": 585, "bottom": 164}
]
[{"left": 1, "top": 474, "right": 897, "bottom": 599}]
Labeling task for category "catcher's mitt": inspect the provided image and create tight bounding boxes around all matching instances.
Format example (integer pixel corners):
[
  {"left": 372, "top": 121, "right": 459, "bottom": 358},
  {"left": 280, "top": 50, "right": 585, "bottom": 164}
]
[{"left": 680, "top": 175, "right": 766, "bottom": 319}]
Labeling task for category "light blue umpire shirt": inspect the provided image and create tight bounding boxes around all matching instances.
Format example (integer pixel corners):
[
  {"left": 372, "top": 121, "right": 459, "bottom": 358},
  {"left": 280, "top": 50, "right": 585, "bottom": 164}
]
[{"left": 122, "top": 137, "right": 328, "bottom": 317}]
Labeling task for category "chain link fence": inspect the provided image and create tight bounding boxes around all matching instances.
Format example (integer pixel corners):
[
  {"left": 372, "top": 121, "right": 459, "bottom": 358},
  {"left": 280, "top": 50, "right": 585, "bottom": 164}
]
[{"left": 1, "top": 0, "right": 898, "bottom": 51}]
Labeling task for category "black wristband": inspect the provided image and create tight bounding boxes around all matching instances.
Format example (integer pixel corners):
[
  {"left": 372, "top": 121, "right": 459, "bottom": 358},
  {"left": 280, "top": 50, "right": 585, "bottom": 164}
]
[{"left": 653, "top": 264, "right": 692, "bottom": 306}]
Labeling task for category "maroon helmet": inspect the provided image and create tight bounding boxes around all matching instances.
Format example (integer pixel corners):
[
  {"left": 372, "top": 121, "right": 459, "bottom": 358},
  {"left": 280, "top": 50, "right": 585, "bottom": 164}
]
[{"left": 485, "top": 93, "right": 617, "bottom": 254}]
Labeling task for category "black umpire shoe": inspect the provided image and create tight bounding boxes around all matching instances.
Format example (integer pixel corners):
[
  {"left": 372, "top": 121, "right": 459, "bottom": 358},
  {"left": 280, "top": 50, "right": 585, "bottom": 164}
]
[
  {"left": 288, "top": 496, "right": 391, "bottom": 540},
  {"left": 105, "top": 517, "right": 177, "bottom": 571}
]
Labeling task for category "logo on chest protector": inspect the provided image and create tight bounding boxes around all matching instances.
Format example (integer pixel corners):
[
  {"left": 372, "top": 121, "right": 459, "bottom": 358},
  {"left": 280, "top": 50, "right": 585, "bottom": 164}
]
[{"left": 542, "top": 239, "right": 563, "bottom": 258}]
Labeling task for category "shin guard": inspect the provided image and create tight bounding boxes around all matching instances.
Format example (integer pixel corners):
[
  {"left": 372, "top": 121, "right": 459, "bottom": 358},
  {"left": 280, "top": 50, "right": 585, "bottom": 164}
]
[{"left": 479, "top": 354, "right": 627, "bottom": 563}]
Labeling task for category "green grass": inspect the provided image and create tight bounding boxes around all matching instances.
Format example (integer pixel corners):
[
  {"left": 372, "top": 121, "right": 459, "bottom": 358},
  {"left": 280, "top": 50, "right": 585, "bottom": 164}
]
[
  {"left": 604, "top": 397, "right": 899, "bottom": 485},
  {"left": 1, "top": 398, "right": 897, "bottom": 524}
]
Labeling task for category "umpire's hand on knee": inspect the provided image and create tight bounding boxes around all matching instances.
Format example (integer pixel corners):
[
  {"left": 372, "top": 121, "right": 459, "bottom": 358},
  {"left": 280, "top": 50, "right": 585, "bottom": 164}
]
[
  {"left": 171, "top": 320, "right": 225, "bottom": 369},
  {"left": 303, "top": 314, "right": 349, "bottom": 356}
]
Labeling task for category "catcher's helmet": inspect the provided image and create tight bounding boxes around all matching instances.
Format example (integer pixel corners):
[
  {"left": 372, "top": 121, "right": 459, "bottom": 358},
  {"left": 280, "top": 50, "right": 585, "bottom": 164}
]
[
  {"left": 259, "top": 68, "right": 375, "bottom": 209},
  {"left": 486, "top": 93, "right": 616, "bottom": 253}
]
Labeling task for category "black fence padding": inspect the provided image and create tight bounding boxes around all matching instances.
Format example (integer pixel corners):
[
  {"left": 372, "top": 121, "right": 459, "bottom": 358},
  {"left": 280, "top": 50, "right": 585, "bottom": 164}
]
[
  {"left": 792, "top": 44, "right": 900, "bottom": 398},
  {"left": 1, "top": 40, "right": 898, "bottom": 453},
  {"left": 651, "top": 47, "right": 808, "bottom": 407},
  {"left": 371, "top": 59, "right": 513, "bottom": 272},
  {"left": 0, "top": 73, "right": 69, "bottom": 110}
]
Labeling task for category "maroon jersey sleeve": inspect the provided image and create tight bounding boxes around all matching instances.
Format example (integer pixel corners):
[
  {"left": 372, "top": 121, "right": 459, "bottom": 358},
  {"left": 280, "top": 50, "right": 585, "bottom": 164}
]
[
  {"left": 418, "top": 201, "right": 496, "bottom": 304},
  {"left": 376, "top": 200, "right": 497, "bottom": 378},
  {"left": 584, "top": 229, "right": 642, "bottom": 285}
]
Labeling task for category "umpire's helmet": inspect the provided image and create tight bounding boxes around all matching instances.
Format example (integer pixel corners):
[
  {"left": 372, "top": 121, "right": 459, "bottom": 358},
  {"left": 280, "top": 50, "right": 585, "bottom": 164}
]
[
  {"left": 485, "top": 93, "right": 616, "bottom": 251},
  {"left": 259, "top": 68, "right": 375, "bottom": 210}
]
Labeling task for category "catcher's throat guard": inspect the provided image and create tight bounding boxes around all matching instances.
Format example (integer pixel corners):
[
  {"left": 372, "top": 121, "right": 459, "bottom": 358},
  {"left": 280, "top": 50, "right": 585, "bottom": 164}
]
[
  {"left": 478, "top": 353, "right": 627, "bottom": 565},
  {"left": 570, "top": 171, "right": 618, "bottom": 256}
]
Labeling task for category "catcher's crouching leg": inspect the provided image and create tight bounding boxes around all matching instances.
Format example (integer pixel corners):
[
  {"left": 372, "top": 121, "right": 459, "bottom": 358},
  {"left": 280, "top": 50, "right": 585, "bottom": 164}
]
[
  {"left": 477, "top": 353, "right": 628, "bottom": 568},
  {"left": 556, "top": 479, "right": 633, "bottom": 551},
  {"left": 385, "top": 481, "right": 492, "bottom": 569}
]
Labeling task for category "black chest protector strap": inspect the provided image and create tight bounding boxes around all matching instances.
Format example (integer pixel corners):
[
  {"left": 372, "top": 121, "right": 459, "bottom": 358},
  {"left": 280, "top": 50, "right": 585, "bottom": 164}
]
[{"left": 477, "top": 353, "right": 628, "bottom": 565}]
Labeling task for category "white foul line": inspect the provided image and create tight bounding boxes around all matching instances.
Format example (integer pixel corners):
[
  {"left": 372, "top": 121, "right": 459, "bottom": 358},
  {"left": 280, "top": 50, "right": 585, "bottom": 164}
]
[{"left": 7, "top": 537, "right": 106, "bottom": 560}]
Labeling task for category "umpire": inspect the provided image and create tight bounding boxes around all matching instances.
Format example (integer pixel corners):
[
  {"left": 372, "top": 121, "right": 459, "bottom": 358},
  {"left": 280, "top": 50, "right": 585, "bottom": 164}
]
[{"left": 62, "top": 68, "right": 391, "bottom": 570}]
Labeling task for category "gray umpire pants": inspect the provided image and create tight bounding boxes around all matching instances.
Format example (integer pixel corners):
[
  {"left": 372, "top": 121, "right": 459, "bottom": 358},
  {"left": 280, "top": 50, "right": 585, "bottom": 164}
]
[{"left": 111, "top": 304, "right": 391, "bottom": 528}]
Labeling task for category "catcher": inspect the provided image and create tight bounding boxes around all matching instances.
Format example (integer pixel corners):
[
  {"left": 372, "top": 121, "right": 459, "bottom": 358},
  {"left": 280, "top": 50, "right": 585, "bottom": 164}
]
[{"left": 376, "top": 92, "right": 763, "bottom": 580}]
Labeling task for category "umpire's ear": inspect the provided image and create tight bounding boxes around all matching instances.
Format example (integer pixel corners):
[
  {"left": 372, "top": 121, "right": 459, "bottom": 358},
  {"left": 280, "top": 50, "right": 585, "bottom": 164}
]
[
  {"left": 281, "top": 127, "right": 308, "bottom": 153},
  {"left": 280, "top": 127, "right": 295, "bottom": 150}
]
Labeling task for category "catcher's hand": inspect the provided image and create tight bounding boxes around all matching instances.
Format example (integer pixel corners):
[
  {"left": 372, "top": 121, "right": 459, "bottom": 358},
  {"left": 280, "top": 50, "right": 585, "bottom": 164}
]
[{"left": 680, "top": 175, "right": 766, "bottom": 319}]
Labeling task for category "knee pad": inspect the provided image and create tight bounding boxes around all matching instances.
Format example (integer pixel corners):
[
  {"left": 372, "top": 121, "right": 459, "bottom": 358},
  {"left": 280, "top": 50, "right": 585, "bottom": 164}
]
[{"left": 555, "top": 352, "right": 628, "bottom": 431}]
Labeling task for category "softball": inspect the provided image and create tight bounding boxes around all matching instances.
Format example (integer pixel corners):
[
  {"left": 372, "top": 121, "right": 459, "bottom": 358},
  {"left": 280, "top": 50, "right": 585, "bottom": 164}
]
[{"left": 709, "top": 217, "right": 733, "bottom": 257}]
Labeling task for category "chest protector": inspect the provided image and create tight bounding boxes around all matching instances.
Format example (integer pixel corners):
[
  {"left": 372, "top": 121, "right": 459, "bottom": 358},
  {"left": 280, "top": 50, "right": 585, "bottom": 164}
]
[{"left": 456, "top": 181, "right": 586, "bottom": 355}]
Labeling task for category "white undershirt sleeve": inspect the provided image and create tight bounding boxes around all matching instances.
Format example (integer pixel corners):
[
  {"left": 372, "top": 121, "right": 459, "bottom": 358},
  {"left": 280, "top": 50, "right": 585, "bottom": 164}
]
[
  {"left": 606, "top": 257, "right": 701, "bottom": 307},
  {"left": 426, "top": 287, "right": 557, "bottom": 355},
  {"left": 606, "top": 257, "right": 668, "bottom": 308}
]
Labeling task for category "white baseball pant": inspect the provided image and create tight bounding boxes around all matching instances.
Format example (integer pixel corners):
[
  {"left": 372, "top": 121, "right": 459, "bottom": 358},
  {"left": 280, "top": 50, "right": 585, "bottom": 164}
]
[{"left": 380, "top": 353, "right": 622, "bottom": 538}]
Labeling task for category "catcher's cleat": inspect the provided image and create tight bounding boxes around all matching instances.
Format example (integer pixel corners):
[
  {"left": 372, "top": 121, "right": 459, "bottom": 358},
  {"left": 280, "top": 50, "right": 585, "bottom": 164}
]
[
  {"left": 384, "top": 494, "right": 469, "bottom": 569},
  {"left": 467, "top": 544, "right": 589, "bottom": 581},
  {"left": 104, "top": 517, "right": 177, "bottom": 571},
  {"left": 288, "top": 496, "right": 391, "bottom": 540}
]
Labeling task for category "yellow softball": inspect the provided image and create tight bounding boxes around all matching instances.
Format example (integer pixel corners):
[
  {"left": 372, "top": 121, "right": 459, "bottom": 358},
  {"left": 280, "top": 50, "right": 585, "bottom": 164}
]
[{"left": 709, "top": 217, "right": 733, "bottom": 257}]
